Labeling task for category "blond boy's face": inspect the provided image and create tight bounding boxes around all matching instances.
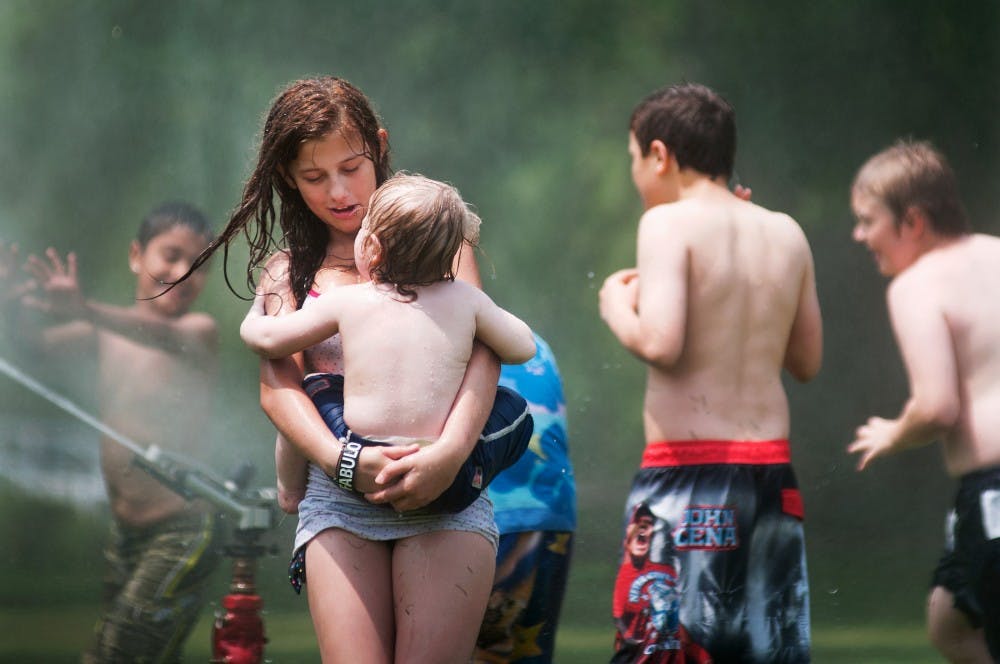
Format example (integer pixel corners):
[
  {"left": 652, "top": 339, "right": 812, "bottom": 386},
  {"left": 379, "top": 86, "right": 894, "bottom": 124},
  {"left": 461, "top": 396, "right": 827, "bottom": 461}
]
[
  {"left": 129, "top": 225, "right": 211, "bottom": 317},
  {"left": 850, "top": 189, "right": 915, "bottom": 277}
]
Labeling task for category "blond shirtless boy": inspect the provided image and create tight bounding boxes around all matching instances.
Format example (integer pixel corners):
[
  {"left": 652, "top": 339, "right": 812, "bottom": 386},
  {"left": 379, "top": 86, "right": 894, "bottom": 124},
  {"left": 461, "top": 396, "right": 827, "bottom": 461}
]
[
  {"left": 21, "top": 202, "right": 221, "bottom": 662},
  {"left": 848, "top": 140, "right": 1000, "bottom": 663},
  {"left": 600, "top": 83, "right": 822, "bottom": 663}
]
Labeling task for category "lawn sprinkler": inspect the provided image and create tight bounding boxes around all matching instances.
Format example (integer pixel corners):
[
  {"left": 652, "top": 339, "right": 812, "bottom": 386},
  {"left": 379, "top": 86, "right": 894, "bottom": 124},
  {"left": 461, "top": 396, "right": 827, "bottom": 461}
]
[{"left": 0, "top": 355, "right": 279, "bottom": 663}]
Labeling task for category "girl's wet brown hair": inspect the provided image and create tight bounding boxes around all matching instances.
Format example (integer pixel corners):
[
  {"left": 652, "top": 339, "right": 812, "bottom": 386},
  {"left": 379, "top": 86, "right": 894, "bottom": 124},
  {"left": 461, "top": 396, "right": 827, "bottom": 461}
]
[
  {"left": 362, "top": 173, "right": 480, "bottom": 302},
  {"left": 176, "top": 77, "right": 391, "bottom": 307}
]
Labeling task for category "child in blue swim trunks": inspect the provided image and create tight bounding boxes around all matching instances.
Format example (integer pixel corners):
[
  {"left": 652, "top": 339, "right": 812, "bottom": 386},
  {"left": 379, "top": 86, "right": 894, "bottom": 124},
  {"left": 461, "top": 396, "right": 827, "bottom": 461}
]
[{"left": 302, "top": 371, "right": 532, "bottom": 513}]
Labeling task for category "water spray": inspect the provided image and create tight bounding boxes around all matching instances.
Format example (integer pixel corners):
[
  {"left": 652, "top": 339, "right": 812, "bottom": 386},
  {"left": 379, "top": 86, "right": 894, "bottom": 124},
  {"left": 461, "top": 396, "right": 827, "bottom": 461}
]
[{"left": 0, "top": 354, "right": 277, "bottom": 663}]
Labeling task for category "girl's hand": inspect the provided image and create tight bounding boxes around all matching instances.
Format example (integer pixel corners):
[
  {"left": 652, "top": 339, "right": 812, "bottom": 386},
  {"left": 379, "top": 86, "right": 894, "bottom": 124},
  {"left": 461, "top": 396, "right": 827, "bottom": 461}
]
[
  {"left": 276, "top": 484, "right": 306, "bottom": 514},
  {"left": 364, "top": 443, "right": 460, "bottom": 512},
  {"left": 352, "top": 443, "right": 420, "bottom": 494}
]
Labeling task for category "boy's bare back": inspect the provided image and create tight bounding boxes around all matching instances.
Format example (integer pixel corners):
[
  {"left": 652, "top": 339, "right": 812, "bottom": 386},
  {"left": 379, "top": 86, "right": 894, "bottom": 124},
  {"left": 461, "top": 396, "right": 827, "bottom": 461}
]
[
  {"left": 886, "top": 233, "right": 1000, "bottom": 474},
  {"left": 634, "top": 187, "right": 821, "bottom": 443}
]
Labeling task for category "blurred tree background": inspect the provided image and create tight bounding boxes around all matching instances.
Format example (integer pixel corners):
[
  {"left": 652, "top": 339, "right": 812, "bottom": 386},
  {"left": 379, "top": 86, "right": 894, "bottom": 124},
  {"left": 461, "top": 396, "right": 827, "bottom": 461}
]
[{"left": 0, "top": 1, "right": 997, "bottom": 661}]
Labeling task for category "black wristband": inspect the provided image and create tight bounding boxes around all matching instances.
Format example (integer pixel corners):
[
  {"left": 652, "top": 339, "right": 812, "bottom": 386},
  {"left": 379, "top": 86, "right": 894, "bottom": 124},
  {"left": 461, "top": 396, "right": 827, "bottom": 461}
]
[{"left": 335, "top": 439, "right": 363, "bottom": 492}]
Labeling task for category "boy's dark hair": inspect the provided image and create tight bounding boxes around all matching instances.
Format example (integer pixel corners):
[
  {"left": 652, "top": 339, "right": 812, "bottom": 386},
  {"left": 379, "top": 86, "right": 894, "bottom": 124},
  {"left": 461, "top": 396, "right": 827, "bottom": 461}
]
[
  {"left": 630, "top": 83, "right": 736, "bottom": 180},
  {"left": 852, "top": 139, "right": 969, "bottom": 236},
  {"left": 137, "top": 201, "right": 214, "bottom": 247}
]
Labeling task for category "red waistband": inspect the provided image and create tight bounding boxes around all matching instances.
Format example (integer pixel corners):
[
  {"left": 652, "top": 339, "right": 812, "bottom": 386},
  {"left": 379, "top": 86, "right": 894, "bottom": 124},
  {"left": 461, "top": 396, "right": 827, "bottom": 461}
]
[{"left": 641, "top": 439, "right": 791, "bottom": 468}]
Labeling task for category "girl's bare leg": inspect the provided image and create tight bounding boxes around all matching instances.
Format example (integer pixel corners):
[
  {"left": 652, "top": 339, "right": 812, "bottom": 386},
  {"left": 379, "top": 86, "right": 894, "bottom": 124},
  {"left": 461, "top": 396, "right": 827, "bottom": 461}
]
[
  {"left": 392, "top": 530, "right": 495, "bottom": 664},
  {"left": 306, "top": 529, "right": 395, "bottom": 664}
]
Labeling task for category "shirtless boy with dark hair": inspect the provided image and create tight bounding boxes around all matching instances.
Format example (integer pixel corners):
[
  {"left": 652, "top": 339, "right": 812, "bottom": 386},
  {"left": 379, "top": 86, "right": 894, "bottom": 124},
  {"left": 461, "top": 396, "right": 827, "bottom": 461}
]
[
  {"left": 17, "top": 202, "right": 222, "bottom": 663},
  {"left": 600, "top": 82, "right": 822, "bottom": 662}
]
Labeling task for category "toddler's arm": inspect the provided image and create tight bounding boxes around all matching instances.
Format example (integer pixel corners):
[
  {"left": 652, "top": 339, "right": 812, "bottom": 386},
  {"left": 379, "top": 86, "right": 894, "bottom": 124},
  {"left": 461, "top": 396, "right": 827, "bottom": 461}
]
[
  {"left": 473, "top": 290, "right": 535, "bottom": 364},
  {"left": 240, "top": 291, "right": 343, "bottom": 359}
]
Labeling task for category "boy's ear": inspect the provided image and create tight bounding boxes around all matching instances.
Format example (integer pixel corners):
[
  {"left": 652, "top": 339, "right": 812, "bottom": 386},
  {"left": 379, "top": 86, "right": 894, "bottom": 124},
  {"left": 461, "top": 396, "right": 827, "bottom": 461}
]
[
  {"left": 378, "top": 128, "right": 389, "bottom": 149},
  {"left": 649, "top": 139, "right": 673, "bottom": 175},
  {"left": 364, "top": 233, "right": 384, "bottom": 268},
  {"left": 901, "top": 205, "right": 928, "bottom": 238},
  {"left": 128, "top": 240, "right": 142, "bottom": 274}
]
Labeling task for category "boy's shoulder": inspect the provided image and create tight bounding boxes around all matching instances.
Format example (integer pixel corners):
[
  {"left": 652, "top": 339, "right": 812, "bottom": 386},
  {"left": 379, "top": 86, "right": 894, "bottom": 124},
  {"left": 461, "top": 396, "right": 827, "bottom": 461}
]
[
  {"left": 640, "top": 196, "right": 803, "bottom": 241},
  {"left": 176, "top": 309, "right": 218, "bottom": 334}
]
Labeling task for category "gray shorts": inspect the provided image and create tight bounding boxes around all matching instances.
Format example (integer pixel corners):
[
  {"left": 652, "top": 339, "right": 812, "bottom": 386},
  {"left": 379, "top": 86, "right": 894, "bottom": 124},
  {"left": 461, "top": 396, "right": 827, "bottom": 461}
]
[{"left": 294, "top": 463, "right": 499, "bottom": 555}]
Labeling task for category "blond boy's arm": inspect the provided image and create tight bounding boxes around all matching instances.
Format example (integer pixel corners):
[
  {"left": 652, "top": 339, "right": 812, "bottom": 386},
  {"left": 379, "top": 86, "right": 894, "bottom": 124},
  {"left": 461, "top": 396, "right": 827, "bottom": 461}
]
[{"left": 848, "top": 274, "right": 958, "bottom": 470}]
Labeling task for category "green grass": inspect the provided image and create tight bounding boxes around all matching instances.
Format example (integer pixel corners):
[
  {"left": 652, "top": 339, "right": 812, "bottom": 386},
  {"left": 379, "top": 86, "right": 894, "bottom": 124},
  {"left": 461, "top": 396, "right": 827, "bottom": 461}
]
[
  {"left": 0, "top": 487, "right": 948, "bottom": 662},
  {"left": 0, "top": 605, "right": 945, "bottom": 663}
]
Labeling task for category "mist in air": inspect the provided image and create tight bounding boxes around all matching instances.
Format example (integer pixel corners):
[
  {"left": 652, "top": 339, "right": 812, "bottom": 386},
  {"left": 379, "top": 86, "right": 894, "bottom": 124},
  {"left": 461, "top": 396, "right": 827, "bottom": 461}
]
[{"left": 0, "top": 2, "right": 997, "bottom": 661}]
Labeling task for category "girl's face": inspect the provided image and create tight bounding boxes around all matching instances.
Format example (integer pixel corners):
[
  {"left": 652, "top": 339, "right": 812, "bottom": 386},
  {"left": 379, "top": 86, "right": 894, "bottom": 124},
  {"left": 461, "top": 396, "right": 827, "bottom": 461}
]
[
  {"left": 129, "top": 225, "right": 211, "bottom": 317},
  {"left": 286, "top": 131, "right": 379, "bottom": 239}
]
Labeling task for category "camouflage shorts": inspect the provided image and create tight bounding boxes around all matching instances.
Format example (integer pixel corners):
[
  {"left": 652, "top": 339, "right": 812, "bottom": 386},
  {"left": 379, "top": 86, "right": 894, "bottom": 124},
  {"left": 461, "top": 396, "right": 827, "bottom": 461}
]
[{"left": 82, "top": 510, "right": 223, "bottom": 664}]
